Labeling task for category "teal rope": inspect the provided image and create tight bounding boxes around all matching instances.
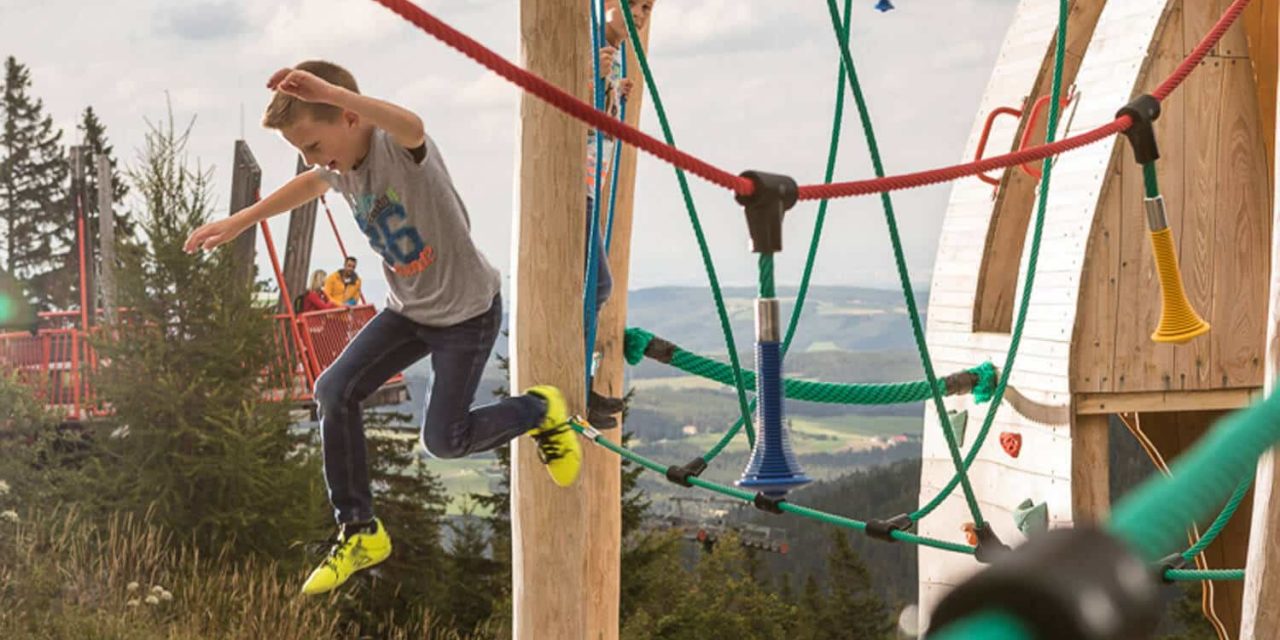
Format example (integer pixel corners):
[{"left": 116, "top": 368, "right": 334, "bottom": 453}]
[
  {"left": 758, "top": 254, "right": 776, "bottom": 299},
  {"left": 824, "top": 0, "right": 984, "bottom": 526},
  {"left": 911, "top": 0, "right": 1069, "bottom": 523},
  {"left": 1143, "top": 162, "right": 1160, "bottom": 199},
  {"left": 618, "top": 0, "right": 755, "bottom": 448},
  {"left": 686, "top": 0, "right": 854, "bottom": 465},
  {"left": 624, "top": 328, "right": 995, "bottom": 405},
  {"left": 572, "top": 420, "right": 976, "bottom": 555},
  {"left": 1111, "top": 390, "right": 1280, "bottom": 562},
  {"left": 1165, "top": 569, "right": 1245, "bottom": 582},
  {"left": 1182, "top": 474, "right": 1252, "bottom": 560}
]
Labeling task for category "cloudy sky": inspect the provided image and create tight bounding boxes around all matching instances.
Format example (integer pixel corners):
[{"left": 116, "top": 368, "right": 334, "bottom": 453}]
[{"left": 4, "top": 0, "right": 1018, "bottom": 304}]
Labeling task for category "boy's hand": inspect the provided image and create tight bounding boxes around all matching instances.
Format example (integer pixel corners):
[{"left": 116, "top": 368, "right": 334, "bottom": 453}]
[
  {"left": 618, "top": 78, "right": 635, "bottom": 100},
  {"left": 267, "top": 68, "right": 340, "bottom": 104},
  {"left": 184, "top": 217, "right": 246, "bottom": 254},
  {"left": 599, "top": 46, "right": 617, "bottom": 78}
]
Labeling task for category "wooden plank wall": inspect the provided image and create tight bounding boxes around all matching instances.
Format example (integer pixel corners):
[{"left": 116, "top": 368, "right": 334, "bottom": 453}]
[
  {"left": 1244, "top": 0, "right": 1277, "bottom": 178},
  {"left": 1070, "top": 0, "right": 1273, "bottom": 394},
  {"left": 918, "top": 0, "right": 1173, "bottom": 622},
  {"left": 973, "top": 0, "right": 1107, "bottom": 333}
]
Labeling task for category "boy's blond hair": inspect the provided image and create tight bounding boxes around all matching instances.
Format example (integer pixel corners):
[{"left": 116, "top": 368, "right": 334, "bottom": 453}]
[{"left": 262, "top": 60, "right": 360, "bottom": 129}]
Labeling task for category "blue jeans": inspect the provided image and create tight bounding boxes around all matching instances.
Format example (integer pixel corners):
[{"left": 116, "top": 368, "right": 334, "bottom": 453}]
[
  {"left": 313, "top": 295, "right": 545, "bottom": 524},
  {"left": 586, "top": 196, "right": 613, "bottom": 313}
]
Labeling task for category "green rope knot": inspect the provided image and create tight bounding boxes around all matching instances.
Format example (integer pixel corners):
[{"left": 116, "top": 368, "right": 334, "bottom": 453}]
[
  {"left": 624, "top": 327, "right": 655, "bottom": 366},
  {"left": 969, "top": 362, "right": 998, "bottom": 404}
]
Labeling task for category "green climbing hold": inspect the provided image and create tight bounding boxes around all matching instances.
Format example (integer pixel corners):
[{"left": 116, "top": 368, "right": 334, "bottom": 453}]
[
  {"left": 1013, "top": 499, "right": 1048, "bottom": 537},
  {"left": 623, "top": 327, "right": 656, "bottom": 366}
]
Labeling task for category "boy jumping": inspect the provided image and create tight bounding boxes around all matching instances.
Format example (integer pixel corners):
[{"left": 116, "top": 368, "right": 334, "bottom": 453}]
[{"left": 183, "top": 60, "right": 582, "bottom": 596}]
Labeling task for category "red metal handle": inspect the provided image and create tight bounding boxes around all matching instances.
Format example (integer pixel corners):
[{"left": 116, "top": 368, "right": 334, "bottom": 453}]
[
  {"left": 1016, "top": 90, "right": 1074, "bottom": 178},
  {"left": 974, "top": 106, "right": 1023, "bottom": 186}
]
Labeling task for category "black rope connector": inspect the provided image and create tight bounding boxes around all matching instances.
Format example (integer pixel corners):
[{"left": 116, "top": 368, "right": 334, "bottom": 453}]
[
  {"left": 1157, "top": 552, "right": 1188, "bottom": 584},
  {"left": 865, "top": 514, "right": 914, "bottom": 542},
  {"left": 587, "top": 391, "right": 626, "bottom": 429},
  {"left": 644, "top": 335, "right": 677, "bottom": 364},
  {"left": 752, "top": 492, "right": 786, "bottom": 514},
  {"left": 1116, "top": 94, "right": 1162, "bottom": 165},
  {"left": 930, "top": 527, "right": 1162, "bottom": 640},
  {"left": 735, "top": 170, "right": 798, "bottom": 254},
  {"left": 972, "top": 522, "right": 1012, "bottom": 564},
  {"left": 941, "top": 370, "right": 979, "bottom": 396},
  {"left": 664, "top": 457, "right": 709, "bottom": 487}
]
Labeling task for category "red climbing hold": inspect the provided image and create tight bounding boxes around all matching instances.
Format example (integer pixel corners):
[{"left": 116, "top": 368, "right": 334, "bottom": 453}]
[
  {"left": 1000, "top": 432, "right": 1022, "bottom": 458},
  {"left": 961, "top": 522, "right": 978, "bottom": 547}
]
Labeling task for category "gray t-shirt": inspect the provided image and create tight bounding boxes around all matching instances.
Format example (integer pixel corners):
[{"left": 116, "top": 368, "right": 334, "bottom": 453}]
[{"left": 317, "top": 128, "right": 501, "bottom": 327}]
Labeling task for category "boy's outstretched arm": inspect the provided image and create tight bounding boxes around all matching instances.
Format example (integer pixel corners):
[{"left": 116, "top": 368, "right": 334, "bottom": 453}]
[
  {"left": 183, "top": 171, "right": 328, "bottom": 253},
  {"left": 268, "top": 68, "right": 426, "bottom": 150}
]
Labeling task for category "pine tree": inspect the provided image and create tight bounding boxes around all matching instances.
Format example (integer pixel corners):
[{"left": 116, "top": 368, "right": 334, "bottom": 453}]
[
  {"left": 0, "top": 56, "right": 69, "bottom": 305},
  {"left": 818, "top": 530, "right": 895, "bottom": 639},
  {"left": 89, "top": 111, "right": 325, "bottom": 560}
]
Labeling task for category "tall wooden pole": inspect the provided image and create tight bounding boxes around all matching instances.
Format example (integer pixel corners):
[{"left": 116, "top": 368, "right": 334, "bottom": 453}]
[
  {"left": 96, "top": 157, "right": 117, "bottom": 325},
  {"left": 1241, "top": 4, "right": 1280, "bottom": 630},
  {"left": 229, "top": 141, "right": 261, "bottom": 288},
  {"left": 582, "top": 17, "right": 655, "bottom": 640},
  {"left": 70, "top": 146, "right": 94, "bottom": 328},
  {"left": 281, "top": 156, "right": 319, "bottom": 313},
  {"left": 510, "top": 0, "right": 590, "bottom": 638}
]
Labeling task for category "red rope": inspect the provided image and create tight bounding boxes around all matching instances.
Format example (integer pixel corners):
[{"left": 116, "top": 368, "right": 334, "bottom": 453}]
[
  {"left": 370, "top": 0, "right": 752, "bottom": 194},
  {"left": 368, "top": 0, "right": 1251, "bottom": 201}
]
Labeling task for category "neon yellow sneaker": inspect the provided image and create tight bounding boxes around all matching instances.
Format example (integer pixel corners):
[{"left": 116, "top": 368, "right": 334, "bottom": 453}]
[
  {"left": 301, "top": 518, "right": 392, "bottom": 596},
  {"left": 526, "top": 385, "right": 582, "bottom": 488}
]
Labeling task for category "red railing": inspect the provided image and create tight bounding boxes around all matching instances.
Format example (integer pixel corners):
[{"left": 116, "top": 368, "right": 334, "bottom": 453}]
[{"left": 1, "top": 303, "right": 395, "bottom": 420}]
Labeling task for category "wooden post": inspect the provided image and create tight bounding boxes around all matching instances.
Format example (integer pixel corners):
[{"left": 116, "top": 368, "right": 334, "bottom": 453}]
[
  {"left": 96, "top": 156, "right": 117, "bottom": 325},
  {"left": 1071, "top": 413, "right": 1110, "bottom": 522},
  {"left": 510, "top": 0, "right": 589, "bottom": 638},
  {"left": 1242, "top": 23, "right": 1280, "bottom": 629},
  {"left": 582, "top": 17, "right": 655, "bottom": 640},
  {"left": 229, "top": 141, "right": 261, "bottom": 287},
  {"left": 281, "top": 156, "right": 319, "bottom": 313}
]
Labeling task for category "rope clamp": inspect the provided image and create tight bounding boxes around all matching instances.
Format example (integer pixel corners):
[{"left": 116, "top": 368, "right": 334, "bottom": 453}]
[
  {"left": 573, "top": 417, "right": 602, "bottom": 441},
  {"left": 735, "top": 171, "right": 798, "bottom": 254},
  {"left": 972, "top": 522, "right": 1011, "bottom": 564},
  {"left": 752, "top": 492, "right": 786, "bottom": 514},
  {"left": 865, "top": 514, "right": 914, "bottom": 542},
  {"left": 1157, "top": 552, "right": 1188, "bottom": 584},
  {"left": 664, "top": 457, "right": 709, "bottom": 487},
  {"left": 1116, "top": 94, "right": 1162, "bottom": 165}
]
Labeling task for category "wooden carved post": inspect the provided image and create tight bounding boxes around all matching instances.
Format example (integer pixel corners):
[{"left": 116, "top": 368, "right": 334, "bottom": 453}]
[
  {"left": 510, "top": 0, "right": 590, "bottom": 638},
  {"left": 229, "top": 140, "right": 261, "bottom": 287}
]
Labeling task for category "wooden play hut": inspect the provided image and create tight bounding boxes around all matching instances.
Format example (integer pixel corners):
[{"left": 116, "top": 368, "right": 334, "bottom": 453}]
[{"left": 917, "top": 0, "right": 1276, "bottom": 636}]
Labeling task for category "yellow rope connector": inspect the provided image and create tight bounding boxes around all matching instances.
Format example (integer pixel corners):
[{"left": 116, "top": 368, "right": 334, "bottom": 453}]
[{"left": 1148, "top": 226, "right": 1209, "bottom": 344}]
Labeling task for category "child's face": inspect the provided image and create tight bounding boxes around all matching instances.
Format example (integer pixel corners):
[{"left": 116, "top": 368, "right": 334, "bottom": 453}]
[
  {"left": 279, "top": 112, "right": 368, "bottom": 174},
  {"left": 607, "top": 0, "right": 655, "bottom": 33}
]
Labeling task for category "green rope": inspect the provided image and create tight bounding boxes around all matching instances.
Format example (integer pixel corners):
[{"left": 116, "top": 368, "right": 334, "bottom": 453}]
[
  {"left": 696, "top": 0, "right": 853, "bottom": 466},
  {"left": 623, "top": 326, "right": 655, "bottom": 366},
  {"left": 911, "top": 0, "right": 1069, "bottom": 523},
  {"left": 572, "top": 420, "right": 976, "bottom": 556},
  {"left": 1182, "top": 474, "right": 1252, "bottom": 560},
  {"left": 824, "top": 0, "right": 985, "bottom": 526},
  {"left": 758, "top": 254, "right": 776, "bottom": 299},
  {"left": 625, "top": 328, "right": 995, "bottom": 406},
  {"left": 1143, "top": 162, "right": 1160, "bottom": 199},
  {"left": 1111, "top": 389, "right": 1280, "bottom": 562},
  {"left": 619, "top": 0, "right": 755, "bottom": 447},
  {"left": 1164, "top": 569, "right": 1245, "bottom": 582}
]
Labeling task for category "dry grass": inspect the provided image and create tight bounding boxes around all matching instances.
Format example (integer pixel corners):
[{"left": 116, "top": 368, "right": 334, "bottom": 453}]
[{"left": 0, "top": 507, "right": 485, "bottom": 640}]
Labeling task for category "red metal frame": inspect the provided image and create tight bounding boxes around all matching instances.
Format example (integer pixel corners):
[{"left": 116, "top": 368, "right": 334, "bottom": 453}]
[{"left": 974, "top": 106, "right": 1023, "bottom": 186}]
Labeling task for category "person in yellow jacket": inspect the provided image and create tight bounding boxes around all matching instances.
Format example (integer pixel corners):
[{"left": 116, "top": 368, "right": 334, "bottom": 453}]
[{"left": 324, "top": 256, "right": 362, "bottom": 306}]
